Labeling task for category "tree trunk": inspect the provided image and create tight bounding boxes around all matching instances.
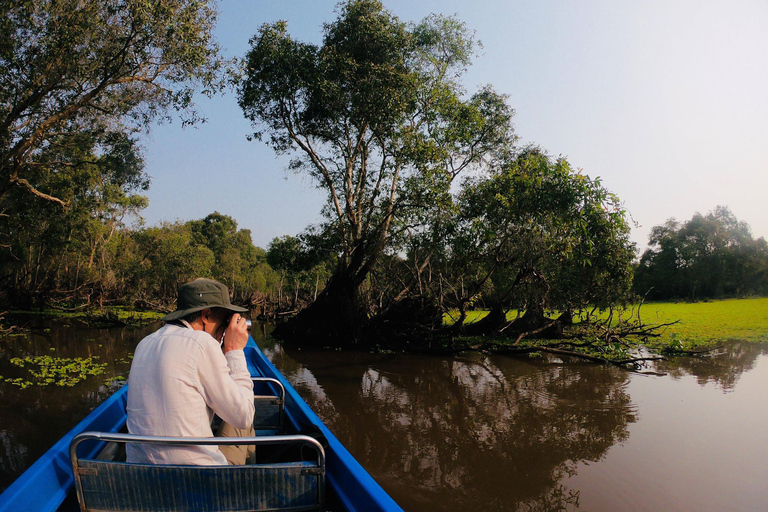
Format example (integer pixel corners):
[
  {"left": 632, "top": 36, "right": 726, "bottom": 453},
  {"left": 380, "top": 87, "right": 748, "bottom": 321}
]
[
  {"left": 463, "top": 304, "right": 507, "bottom": 335},
  {"left": 271, "top": 271, "right": 365, "bottom": 348}
]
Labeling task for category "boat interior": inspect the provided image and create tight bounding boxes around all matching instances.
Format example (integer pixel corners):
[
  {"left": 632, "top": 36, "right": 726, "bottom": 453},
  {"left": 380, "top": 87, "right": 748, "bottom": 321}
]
[{"left": 68, "top": 378, "right": 328, "bottom": 512}]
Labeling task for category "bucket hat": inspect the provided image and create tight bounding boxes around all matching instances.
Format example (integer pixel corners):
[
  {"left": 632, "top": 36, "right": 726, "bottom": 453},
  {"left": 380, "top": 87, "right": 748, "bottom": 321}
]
[{"left": 162, "top": 278, "right": 248, "bottom": 321}]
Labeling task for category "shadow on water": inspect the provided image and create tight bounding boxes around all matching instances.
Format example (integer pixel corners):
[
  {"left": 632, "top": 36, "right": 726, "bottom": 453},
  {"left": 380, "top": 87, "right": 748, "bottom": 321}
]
[{"left": 268, "top": 345, "right": 635, "bottom": 511}]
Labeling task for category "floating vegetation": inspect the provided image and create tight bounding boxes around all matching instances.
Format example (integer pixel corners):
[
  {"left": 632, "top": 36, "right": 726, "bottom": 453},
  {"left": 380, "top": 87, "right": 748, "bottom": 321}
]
[
  {"left": 103, "top": 375, "right": 127, "bottom": 386},
  {"left": 0, "top": 355, "right": 108, "bottom": 388},
  {"left": 7, "top": 307, "right": 163, "bottom": 327}
]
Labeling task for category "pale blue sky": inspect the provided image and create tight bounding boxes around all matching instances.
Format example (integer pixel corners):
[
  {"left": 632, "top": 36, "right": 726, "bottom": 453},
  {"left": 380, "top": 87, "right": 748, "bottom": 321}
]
[{"left": 140, "top": 0, "right": 768, "bottom": 252}]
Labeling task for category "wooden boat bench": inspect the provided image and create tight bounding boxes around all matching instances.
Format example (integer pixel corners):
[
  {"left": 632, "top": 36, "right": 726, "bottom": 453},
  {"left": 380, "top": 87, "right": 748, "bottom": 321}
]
[{"left": 69, "top": 432, "right": 326, "bottom": 512}]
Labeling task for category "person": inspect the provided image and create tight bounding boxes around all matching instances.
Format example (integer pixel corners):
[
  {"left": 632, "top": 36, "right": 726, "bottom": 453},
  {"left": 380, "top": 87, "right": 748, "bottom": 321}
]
[{"left": 126, "top": 278, "right": 255, "bottom": 465}]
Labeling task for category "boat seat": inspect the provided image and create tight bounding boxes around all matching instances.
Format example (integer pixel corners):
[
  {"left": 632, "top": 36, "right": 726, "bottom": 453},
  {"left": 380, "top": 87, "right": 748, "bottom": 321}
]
[
  {"left": 252, "top": 377, "right": 285, "bottom": 432},
  {"left": 69, "top": 432, "right": 325, "bottom": 512},
  {"left": 209, "top": 377, "right": 285, "bottom": 436}
]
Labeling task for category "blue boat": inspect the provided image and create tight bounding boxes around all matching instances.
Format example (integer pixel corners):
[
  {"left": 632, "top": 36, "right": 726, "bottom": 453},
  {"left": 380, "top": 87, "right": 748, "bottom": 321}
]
[{"left": 0, "top": 338, "right": 403, "bottom": 512}]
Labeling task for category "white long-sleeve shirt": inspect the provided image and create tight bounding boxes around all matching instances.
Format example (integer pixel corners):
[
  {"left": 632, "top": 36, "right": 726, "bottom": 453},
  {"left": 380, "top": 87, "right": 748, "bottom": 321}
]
[{"left": 125, "top": 323, "right": 255, "bottom": 465}]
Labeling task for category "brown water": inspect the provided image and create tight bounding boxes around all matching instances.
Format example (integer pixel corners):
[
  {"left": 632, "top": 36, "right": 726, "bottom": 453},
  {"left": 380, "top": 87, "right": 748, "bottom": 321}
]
[
  {"left": 1, "top": 318, "right": 767, "bottom": 511},
  {"left": 0, "top": 316, "right": 159, "bottom": 491},
  {"left": 261, "top": 338, "right": 768, "bottom": 512}
]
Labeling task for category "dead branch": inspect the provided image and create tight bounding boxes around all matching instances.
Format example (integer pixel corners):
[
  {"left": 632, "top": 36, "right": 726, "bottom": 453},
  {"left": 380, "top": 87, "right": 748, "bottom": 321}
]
[
  {"left": 504, "top": 319, "right": 558, "bottom": 346},
  {"left": 616, "top": 320, "right": 681, "bottom": 337}
]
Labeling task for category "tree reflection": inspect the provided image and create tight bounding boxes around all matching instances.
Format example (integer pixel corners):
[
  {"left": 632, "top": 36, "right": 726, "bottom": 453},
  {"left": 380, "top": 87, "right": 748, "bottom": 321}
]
[
  {"left": 660, "top": 341, "right": 768, "bottom": 391},
  {"left": 284, "top": 350, "right": 637, "bottom": 511}
]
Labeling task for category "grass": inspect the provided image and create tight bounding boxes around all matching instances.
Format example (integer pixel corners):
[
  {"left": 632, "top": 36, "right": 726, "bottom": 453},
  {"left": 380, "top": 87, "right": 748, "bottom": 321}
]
[
  {"left": 628, "top": 297, "right": 768, "bottom": 345},
  {"left": 8, "top": 306, "right": 164, "bottom": 323},
  {"left": 447, "top": 297, "right": 768, "bottom": 346}
]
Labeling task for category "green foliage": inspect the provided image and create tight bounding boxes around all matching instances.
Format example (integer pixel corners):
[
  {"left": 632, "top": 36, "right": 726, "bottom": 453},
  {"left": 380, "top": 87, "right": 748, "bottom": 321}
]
[
  {"left": 186, "top": 212, "right": 273, "bottom": 302},
  {"left": 0, "top": 0, "right": 231, "bottom": 310},
  {"left": 0, "top": 209, "right": 283, "bottom": 313},
  {"left": 0, "top": 0, "right": 228, "bottom": 205},
  {"left": 0, "top": 130, "right": 149, "bottom": 307},
  {"left": 634, "top": 206, "right": 768, "bottom": 300},
  {"left": 266, "top": 234, "right": 334, "bottom": 309},
  {"left": 238, "top": 0, "right": 514, "bottom": 304},
  {"left": 123, "top": 213, "right": 280, "bottom": 307},
  {"left": 442, "top": 147, "right": 635, "bottom": 322}
]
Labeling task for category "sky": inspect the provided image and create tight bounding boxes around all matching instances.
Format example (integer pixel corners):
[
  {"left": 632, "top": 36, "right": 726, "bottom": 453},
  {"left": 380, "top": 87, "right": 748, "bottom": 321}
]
[{"left": 139, "top": 0, "right": 768, "bottom": 253}]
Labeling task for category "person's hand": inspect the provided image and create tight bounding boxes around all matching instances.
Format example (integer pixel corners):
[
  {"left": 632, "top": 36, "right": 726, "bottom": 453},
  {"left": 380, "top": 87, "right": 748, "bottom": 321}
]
[{"left": 221, "top": 313, "right": 248, "bottom": 353}]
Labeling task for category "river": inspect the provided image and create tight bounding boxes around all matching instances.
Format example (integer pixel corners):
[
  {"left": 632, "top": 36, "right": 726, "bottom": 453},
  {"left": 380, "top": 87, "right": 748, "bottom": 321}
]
[{"left": 1, "top": 317, "right": 767, "bottom": 511}]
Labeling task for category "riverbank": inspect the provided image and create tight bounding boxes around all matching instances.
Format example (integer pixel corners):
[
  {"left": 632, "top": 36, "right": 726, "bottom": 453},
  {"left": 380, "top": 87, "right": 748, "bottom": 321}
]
[
  {"left": 2, "top": 307, "right": 164, "bottom": 330},
  {"left": 436, "top": 297, "right": 768, "bottom": 365},
  {"left": 5, "top": 298, "right": 767, "bottom": 358}
]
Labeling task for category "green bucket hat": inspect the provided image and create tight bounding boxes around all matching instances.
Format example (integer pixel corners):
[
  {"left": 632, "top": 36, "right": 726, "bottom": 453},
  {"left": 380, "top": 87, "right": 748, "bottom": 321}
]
[{"left": 162, "top": 278, "right": 248, "bottom": 322}]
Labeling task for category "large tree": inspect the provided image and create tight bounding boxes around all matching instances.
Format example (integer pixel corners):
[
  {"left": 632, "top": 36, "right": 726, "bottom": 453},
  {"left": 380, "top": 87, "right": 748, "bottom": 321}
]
[
  {"left": 0, "top": 0, "right": 227, "bottom": 207},
  {"left": 0, "top": 0, "right": 228, "bottom": 308},
  {"left": 0, "top": 132, "right": 149, "bottom": 308},
  {"left": 238, "top": 0, "right": 514, "bottom": 346},
  {"left": 440, "top": 148, "right": 635, "bottom": 335}
]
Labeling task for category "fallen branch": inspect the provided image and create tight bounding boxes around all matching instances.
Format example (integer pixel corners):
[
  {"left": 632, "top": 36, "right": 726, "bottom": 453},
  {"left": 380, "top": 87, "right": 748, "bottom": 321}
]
[
  {"left": 502, "top": 319, "right": 558, "bottom": 346},
  {"left": 0, "top": 312, "right": 25, "bottom": 335},
  {"left": 519, "top": 346, "right": 664, "bottom": 368},
  {"left": 616, "top": 320, "right": 681, "bottom": 337}
]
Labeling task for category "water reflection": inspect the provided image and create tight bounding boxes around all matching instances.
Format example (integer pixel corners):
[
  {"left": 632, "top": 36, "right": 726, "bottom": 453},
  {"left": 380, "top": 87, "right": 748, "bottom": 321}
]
[
  {"left": 1, "top": 318, "right": 766, "bottom": 511},
  {"left": 267, "top": 346, "right": 634, "bottom": 511},
  {"left": 263, "top": 339, "right": 768, "bottom": 512},
  {"left": 660, "top": 341, "right": 768, "bottom": 391}
]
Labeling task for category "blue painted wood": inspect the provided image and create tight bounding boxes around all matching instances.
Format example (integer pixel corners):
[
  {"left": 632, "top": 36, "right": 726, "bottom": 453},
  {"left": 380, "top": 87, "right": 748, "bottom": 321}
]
[
  {"left": 0, "top": 386, "right": 128, "bottom": 512},
  {"left": 0, "top": 337, "right": 404, "bottom": 512}
]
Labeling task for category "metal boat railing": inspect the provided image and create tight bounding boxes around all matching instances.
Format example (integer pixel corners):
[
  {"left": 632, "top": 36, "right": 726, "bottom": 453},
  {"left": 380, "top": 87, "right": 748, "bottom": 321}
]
[{"left": 70, "top": 432, "right": 326, "bottom": 512}]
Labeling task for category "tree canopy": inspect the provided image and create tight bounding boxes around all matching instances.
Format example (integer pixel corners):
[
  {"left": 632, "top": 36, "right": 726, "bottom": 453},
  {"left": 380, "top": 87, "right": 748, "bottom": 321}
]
[
  {"left": 0, "top": 0, "right": 233, "bottom": 311},
  {"left": 0, "top": 0, "right": 227, "bottom": 207},
  {"left": 447, "top": 148, "right": 635, "bottom": 330},
  {"left": 238, "top": 0, "right": 515, "bottom": 345},
  {"left": 634, "top": 206, "right": 768, "bottom": 300}
]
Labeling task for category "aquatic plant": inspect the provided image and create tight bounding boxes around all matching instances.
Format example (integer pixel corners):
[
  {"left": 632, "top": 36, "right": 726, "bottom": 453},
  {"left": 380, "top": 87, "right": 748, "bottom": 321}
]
[{"left": 1, "top": 355, "right": 108, "bottom": 388}]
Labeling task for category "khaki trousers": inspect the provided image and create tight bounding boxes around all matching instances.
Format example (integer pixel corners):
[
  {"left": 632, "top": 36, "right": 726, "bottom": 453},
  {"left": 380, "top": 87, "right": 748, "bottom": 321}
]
[{"left": 216, "top": 421, "right": 255, "bottom": 465}]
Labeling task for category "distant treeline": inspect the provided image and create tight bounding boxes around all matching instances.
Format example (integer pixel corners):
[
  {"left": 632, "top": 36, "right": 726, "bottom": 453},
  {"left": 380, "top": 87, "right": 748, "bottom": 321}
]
[
  {"left": 0, "top": 205, "right": 331, "bottom": 318},
  {"left": 633, "top": 206, "right": 768, "bottom": 301}
]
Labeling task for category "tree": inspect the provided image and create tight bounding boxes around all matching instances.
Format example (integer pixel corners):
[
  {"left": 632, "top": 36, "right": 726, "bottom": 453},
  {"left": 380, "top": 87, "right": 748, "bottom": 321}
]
[
  {"left": 0, "top": 0, "right": 229, "bottom": 309},
  {"left": 0, "top": 0, "right": 227, "bottom": 207},
  {"left": 446, "top": 148, "right": 635, "bottom": 335},
  {"left": 266, "top": 235, "right": 305, "bottom": 310},
  {"left": 635, "top": 206, "right": 768, "bottom": 300},
  {"left": 238, "top": 0, "right": 514, "bottom": 346},
  {"left": 186, "top": 212, "right": 274, "bottom": 304},
  {"left": 128, "top": 221, "right": 216, "bottom": 304},
  {"left": 0, "top": 132, "right": 149, "bottom": 308}
]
